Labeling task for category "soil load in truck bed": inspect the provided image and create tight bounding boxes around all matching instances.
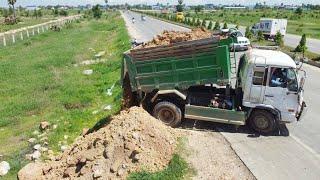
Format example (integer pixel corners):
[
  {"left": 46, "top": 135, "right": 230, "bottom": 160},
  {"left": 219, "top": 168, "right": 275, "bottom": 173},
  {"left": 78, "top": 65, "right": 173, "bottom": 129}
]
[{"left": 140, "top": 27, "right": 213, "bottom": 48}]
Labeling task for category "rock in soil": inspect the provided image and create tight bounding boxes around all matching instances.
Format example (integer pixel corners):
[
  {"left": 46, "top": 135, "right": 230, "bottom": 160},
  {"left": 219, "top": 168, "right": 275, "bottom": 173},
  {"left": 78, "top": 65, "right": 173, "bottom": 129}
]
[
  {"left": 39, "top": 121, "right": 50, "bottom": 131},
  {"left": 18, "top": 107, "right": 178, "bottom": 179},
  {"left": 0, "top": 161, "right": 10, "bottom": 176},
  {"left": 33, "top": 144, "right": 41, "bottom": 150},
  {"left": 31, "top": 151, "right": 41, "bottom": 160},
  {"left": 18, "top": 162, "right": 43, "bottom": 180},
  {"left": 28, "top": 138, "right": 36, "bottom": 143}
]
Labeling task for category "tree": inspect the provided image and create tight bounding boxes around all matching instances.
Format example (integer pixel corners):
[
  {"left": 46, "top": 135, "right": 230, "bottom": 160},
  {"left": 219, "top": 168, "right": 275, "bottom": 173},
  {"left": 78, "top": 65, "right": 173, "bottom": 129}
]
[
  {"left": 53, "top": 7, "right": 59, "bottom": 16},
  {"left": 257, "top": 30, "right": 264, "bottom": 41},
  {"left": 59, "top": 9, "right": 68, "bottom": 16},
  {"left": 8, "top": 0, "right": 17, "bottom": 22},
  {"left": 208, "top": 21, "right": 213, "bottom": 30},
  {"left": 196, "top": 18, "right": 201, "bottom": 26},
  {"left": 295, "top": 7, "right": 303, "bottom": 16},
  {"left": 274, "top": 31, "right": 284, "bottom": 47},
  {"left": 176, "top": 0, "right": 183, "bottom": 12},
  {"left": 295, "top": 34, "right": 307, "bottom": 57},
  {"left": 33, "top": 9, "right": 38, "bottom": 18},
  {"left": 201, "top": 19, "right": 206, "bottom": 28},
  {"left": 223, "top": 22, "right": 228, "bottom": 29},
  {"left": 245, "top": 26, "right": 253, "bottom": 39},
  {"left": 213, "top": 20, "right": 220, "bottom": 30},
  {"left": 194, "top": 5, "right": 203, "bottom": 14},
  {"left": 191, "top": 18, "right": 195, "bottom": 26},
  {"left": 92, "top": 4, "right": 102, "bottom": 19},
  {"left": 104, "top": 0, "right": 108, "bottom": 11}
]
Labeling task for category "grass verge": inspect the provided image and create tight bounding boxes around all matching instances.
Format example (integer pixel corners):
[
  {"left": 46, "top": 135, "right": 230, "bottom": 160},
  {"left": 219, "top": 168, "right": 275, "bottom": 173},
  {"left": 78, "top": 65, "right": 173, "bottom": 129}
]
[
  {"left": 0, "top": 11, "right": 130, "bottom": 179},
  {"left": 127, "top": 137, "right": 195, "bottom": 180}
]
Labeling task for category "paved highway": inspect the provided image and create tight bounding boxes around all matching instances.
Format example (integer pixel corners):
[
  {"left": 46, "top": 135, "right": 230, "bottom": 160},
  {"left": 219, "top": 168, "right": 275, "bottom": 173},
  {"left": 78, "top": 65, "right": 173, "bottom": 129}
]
[
  {"left": 121, "top": 11, "right": 320, "bottom": 180},
  {"left": 229, "top": 25, "right": 320, "bottom": 54}
]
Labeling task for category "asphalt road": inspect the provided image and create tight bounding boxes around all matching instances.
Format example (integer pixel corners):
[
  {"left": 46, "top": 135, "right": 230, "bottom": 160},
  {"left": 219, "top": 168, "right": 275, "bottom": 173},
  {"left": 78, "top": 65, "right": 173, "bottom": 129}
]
[
  {"left": 121, "top": 11, "right": 320, "bottom": 179},
  {"left": 236, "top": 26, "right": 320, "bottom": 54}
]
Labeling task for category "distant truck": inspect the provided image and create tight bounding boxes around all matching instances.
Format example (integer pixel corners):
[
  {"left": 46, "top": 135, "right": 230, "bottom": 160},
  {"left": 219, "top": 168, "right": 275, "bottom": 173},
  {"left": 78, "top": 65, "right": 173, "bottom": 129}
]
[
  {"left": 251, "top": 18, "right": 287, "bottom": 39},
  {"left": 122, "top": 37, "right": 306, "bottom": 134},
  {"left": 176, "top": 12, "right": 184, "bottom": 22}
]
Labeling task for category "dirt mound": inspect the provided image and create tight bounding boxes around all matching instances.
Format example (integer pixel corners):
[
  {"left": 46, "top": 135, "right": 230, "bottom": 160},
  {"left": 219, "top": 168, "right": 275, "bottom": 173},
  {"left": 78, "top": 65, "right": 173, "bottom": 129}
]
[
  {"left": 18, "top": 107, "right": 178, "bottom": 180},
  {"left": 141, "top": 28, "right": 213, "bottom": 48}
]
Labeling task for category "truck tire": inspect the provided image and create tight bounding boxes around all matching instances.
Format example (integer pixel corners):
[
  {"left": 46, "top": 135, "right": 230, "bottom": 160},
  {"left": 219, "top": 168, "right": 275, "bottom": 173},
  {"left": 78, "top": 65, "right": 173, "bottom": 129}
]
[
  {"left": 249, "top": 110, "right": 276, "bottom": 134},
  {"left": 153, "top": 101, "right": 182, "bottom": 127}
]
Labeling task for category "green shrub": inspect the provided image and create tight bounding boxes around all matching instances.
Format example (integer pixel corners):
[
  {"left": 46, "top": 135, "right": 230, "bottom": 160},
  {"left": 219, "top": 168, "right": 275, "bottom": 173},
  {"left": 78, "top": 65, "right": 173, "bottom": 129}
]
[{"left": 257, "top": 30, "right": 264, "bottom": 41}]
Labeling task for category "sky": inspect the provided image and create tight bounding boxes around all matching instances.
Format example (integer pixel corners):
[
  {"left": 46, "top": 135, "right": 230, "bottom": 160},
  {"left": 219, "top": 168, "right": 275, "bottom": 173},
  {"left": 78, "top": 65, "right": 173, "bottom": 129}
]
[{"left": 0, "top": 0, "right": 319, "bottom": 7}]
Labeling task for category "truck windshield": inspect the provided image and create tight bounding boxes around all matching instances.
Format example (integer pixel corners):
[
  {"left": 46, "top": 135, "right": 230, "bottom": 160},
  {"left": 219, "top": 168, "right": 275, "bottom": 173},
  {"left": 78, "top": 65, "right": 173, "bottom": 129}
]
[{"left": 286, "top": 68, "right": 298, "bottom": 92}]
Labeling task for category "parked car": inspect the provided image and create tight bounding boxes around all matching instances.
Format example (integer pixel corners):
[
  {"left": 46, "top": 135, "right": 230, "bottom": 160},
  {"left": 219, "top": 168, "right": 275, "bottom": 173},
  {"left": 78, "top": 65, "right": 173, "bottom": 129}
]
[{"left": 229, "top": 29, "right": 251, "bottom": 51}]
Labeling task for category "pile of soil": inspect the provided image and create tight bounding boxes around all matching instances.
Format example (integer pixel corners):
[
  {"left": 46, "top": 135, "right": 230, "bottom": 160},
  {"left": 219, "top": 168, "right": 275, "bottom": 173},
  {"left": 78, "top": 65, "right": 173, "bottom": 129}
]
[
  {"left": 18, "top": 107, "right": 178, "bottom": 180},
  {"left": 141, "top": 27, "right": 213, "bottom": 48}
]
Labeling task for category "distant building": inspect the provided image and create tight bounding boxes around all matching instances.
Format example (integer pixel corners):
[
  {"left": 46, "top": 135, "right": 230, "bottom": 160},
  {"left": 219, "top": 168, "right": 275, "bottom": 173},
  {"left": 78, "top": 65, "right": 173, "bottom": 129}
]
[
  {"left": 86, "top": 4, "right": 92, "bottom": 9},
  {"left": 224, "top": 6, "right": 247, "bottom": 9},
  {"left": 204, "top": 4, "right": 216, "bottom": 9},
  {"left": 25, "top": 5, "right": 38, "bottom": 10},
  {"left": 152, "top": 5, "right": 161, "bottom": 10}
]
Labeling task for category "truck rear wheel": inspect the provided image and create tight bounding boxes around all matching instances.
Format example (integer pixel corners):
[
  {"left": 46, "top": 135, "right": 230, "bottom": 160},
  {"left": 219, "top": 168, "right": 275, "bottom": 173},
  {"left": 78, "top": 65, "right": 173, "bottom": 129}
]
[
  {"left": 249, "top": 110, "right": 276, "bottom": 134},
  {"left": 153, "top": 101, "right": 182, "bottom": 127}
]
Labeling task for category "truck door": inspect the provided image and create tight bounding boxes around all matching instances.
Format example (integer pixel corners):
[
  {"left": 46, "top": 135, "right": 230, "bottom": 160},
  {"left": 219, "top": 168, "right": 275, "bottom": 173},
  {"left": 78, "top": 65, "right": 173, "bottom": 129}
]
[
  {"left": 249, "top": 66, "right": 268, "bottom": 103},
  {"left": 284, "top": 68, "right": 299, "bottom": 121},
  {"left": 263, "top": 67, "right": 299, "bottom": 122}
]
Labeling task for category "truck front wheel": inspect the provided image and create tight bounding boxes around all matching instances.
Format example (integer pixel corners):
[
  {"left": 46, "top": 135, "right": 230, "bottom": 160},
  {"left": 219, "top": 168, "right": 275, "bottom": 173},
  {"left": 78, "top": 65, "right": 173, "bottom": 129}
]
[
  {"left": 153, "top": 101, "right": 182, "bottom": 127},
  {"left": 249, "top": 110, "right": 276, "bottom": 134}
]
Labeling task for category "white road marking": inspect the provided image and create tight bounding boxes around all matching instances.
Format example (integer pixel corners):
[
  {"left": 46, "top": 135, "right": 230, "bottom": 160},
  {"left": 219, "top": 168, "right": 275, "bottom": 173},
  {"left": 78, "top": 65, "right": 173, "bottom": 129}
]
[{"left": 290, "top": 134, "right": 320, "bottom": 161}]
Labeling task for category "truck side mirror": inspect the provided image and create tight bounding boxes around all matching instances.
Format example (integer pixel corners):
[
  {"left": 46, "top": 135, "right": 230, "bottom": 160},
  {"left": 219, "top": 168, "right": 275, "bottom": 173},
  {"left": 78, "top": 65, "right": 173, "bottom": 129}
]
[{"left": 299, "top": 77, "right": 305, "bottom": 90}]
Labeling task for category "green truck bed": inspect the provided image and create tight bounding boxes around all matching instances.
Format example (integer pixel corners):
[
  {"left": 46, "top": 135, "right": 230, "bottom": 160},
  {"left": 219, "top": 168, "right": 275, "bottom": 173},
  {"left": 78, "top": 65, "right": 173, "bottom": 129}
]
[{"left": 123, "top": 37, "right": 234, "bottom": 93}]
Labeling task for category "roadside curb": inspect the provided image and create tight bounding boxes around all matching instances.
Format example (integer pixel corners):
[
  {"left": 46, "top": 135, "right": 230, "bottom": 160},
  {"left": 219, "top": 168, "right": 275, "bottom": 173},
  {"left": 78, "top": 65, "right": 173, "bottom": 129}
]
[{"left": 305, "top": 60, "right": 320, "bottom": 68}]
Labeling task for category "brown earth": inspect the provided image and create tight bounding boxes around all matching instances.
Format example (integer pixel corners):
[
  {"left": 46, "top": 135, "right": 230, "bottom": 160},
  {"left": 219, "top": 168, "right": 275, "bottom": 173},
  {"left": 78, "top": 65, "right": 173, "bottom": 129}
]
[
  {"left": 18, "top": 106, "right": 254, "bottom": 180},
  {"left": 18, "top": 107, "right": 179, "bottom": 180},
  {"left": 140, "top": 27, "right": 213, "bottom": 48}
]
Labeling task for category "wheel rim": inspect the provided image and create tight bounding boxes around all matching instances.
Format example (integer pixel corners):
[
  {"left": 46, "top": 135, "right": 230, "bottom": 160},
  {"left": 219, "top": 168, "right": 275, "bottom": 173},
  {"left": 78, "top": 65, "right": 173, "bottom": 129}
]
[
  {"left": 158, "top": 108, "right": 175, "bottom": 124},
  {"left": 254, "top": 115, "right": 269, "bottom": 130}
]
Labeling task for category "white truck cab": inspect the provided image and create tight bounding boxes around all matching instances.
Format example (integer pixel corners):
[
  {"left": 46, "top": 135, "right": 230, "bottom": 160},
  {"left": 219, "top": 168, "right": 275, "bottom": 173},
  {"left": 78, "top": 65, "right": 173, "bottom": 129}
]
[{"left": 238, "top": 49, "right": 307, "bottom": 125}]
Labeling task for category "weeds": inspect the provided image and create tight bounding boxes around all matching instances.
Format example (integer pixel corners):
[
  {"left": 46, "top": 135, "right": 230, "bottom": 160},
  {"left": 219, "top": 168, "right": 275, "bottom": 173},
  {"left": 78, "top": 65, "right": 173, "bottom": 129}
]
[{"left": 0, "top": 11, "right": 130, "bottom": 179}]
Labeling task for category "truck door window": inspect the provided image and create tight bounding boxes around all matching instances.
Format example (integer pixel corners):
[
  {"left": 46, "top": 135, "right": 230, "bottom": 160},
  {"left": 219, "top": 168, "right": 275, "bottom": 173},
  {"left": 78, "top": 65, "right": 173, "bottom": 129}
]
[
  {"left": 252, "top": 67, "right": 267, "bottom": 85},
  {"left": 286, "top": 68, "right": 298, "bottom": 92},
  {"left": 269, "top": 68, "right": 286, "bottom": 88}
]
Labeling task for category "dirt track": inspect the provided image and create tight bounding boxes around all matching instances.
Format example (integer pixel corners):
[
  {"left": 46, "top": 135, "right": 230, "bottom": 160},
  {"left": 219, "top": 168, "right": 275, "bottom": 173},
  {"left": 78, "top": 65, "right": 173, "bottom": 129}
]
[{"left": 184, "top": 130, "right": 255, "bottom": 180}]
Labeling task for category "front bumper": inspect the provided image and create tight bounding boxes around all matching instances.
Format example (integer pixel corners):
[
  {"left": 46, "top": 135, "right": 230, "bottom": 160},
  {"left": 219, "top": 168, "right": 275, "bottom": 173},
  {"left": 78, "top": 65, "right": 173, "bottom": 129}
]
[
  {"left": 235, "top": 45, "right": 249, "bottom": 51},
  {"left": 297, "top": 101, "right": 307, "bottom": 121}
]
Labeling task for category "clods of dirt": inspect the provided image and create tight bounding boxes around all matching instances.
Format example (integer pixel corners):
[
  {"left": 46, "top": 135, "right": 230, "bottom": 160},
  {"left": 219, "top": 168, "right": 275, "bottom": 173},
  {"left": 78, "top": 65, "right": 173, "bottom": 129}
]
[
  {"left": 140, "top": 27, "right": 213, "bottom": 48},
  {"left": 18, "top": 107, "right": 178, "bottom": 180}
]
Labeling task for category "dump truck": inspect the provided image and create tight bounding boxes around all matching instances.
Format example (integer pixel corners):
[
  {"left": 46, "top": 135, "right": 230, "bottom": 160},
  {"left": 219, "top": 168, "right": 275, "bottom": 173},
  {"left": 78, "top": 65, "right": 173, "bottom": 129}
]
[{"left": 122, "top": 37, "right": 307, "bottom": 133}]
